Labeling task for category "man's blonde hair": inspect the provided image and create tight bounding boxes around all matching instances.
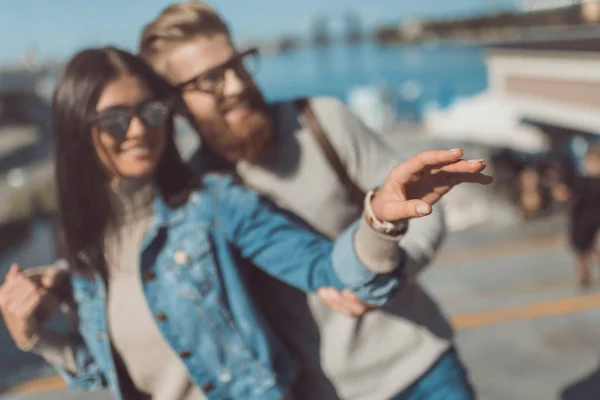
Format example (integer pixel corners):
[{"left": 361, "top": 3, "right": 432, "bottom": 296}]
[{"left": 139, "top": 1, "right": 230, "bottom": 74}]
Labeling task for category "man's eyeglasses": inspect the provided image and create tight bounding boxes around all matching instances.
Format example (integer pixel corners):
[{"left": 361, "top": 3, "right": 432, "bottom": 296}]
[
  {"left": 88, "top": 99, "right": 172, "bottom": 140},
  {"left": 177, "top": 48, "right": 259, "bottom": 94}
]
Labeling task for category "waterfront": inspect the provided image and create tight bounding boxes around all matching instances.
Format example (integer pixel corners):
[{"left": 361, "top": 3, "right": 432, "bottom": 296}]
[{"left": 256, "top": 42, "right": 487, "bottom": 120}]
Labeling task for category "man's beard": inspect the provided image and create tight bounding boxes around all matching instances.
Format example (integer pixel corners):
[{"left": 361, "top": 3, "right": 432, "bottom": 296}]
[{"left": 195, "top": 91, "right": 272, "bottom": 162}]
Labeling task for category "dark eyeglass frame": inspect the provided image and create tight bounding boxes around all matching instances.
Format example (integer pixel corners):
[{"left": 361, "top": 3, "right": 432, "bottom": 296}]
[
  {"left": 88, "top": 98, "right": 173, "bottom": 140},
  {"left": 176, "top": 47, "right": 259, "bottom": 95}
]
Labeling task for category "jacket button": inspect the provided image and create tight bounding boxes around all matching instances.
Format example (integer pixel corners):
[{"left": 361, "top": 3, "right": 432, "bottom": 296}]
[
  {"left": 179, "top": 350, "right": 192, "bottom": 359},
  {"left": 142, "top": 271, "right": 156, "bottom": 282},
  {"left": 219, "top": 369, "right": 232, "bottom": 383},
  {"left": 201, "top": 383, "right": 215, "bottom": 393},
  {"left": 174, "top": 250, "right": 189, "bottom": 264},
  {"left": 155, "top": 313, "right": 168, "bottom": 322}
]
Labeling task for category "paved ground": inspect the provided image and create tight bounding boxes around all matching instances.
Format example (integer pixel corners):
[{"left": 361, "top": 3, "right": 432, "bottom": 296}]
[
  {"left": 423, "top": 216, "right": 600, "bottom": 400},
  {"left": 3, "top": 214, "right": 600, "bottom": 400}
]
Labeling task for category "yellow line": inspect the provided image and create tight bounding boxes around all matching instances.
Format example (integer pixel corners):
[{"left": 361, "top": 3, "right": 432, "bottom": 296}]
[
  {"left": 442, "top": 276, "right": 576, "bottom": 308},
  {"left": 451, "top": 291, "right": 600, "bottom": 330},
  {"left": 7, "top": 375, "right": 65, "bottom": 394},
  {"left": 433, "top": 234, "right": 566, "bottom": 267}
]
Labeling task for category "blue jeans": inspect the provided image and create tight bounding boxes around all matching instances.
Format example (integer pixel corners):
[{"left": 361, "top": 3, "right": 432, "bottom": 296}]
[{"left": 391, "top": 348, "right": 475, "bottom": 400}]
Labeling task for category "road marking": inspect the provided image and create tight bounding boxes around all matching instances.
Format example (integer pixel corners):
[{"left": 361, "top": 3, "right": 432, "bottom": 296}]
[
  {"left": 451, "top": 291, "right": 600, "bottom": 330},
  {"left": 441, "top": 276, "right": 578, "bottom": 308},
  {"left": 7, "top": 375, "right": 65, "bottom": 394},
  {"left": 433, "top": 234, "right": 566, "bottom": 267}
]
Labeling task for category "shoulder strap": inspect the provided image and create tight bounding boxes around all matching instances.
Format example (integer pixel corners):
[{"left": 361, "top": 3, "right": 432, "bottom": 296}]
[{"left": 294, "top": 98, "right": 366, "bottom": 206}]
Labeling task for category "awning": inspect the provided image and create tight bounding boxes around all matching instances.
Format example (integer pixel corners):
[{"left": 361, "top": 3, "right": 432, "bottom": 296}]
[{"left": 423, "top": 92, "right": 550, "bottom": 153}]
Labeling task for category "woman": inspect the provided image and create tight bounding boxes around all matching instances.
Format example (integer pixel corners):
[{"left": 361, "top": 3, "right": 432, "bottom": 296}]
[{"left": 0, "top": 48, "right": 489, "bottom": 400}]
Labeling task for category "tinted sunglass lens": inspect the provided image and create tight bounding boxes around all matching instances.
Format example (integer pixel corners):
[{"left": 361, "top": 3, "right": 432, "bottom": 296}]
[
  {"left": 98, "top": 117, "right": 129, "bottom": 140},
  {"left": 140, "top": 101, "right": 170, "bottom": 129}
]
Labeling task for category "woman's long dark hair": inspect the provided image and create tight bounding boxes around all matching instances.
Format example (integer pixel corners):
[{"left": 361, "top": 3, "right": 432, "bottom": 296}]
[{"left": 53, "top": 47, "right": 195, "bottom": 276}]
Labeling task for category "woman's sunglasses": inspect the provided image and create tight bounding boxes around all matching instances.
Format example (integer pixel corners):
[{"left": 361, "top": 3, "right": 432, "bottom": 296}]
[{"left": 88, "top": 99, "right": 172, "bottom": 140}]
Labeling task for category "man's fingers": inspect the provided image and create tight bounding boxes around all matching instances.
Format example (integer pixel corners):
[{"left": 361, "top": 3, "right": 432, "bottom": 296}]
[
  {"left": 434, "top": 159, "right": 487, "bottom": 174},
  {"left": 5, "top": 283, "right": 39, "bottom": 312},
  {"left": 5, "top": 294, "right": 37, "bottom": 318},
  {"left": 380, "top": 199, "right": 432, "bottom": 221},
  {"left": 9, "top": 272, "right": 38, "bottom": 292},
  {"left": 340, "top": 290, "right": 374, "bottom": 315},
  {"left": 5, "top": 264, "right": 21, "bottom": 281},
  {"left": 399, "top": 149, "right": 464, "bottom": 176},
  {"left": 318, "top": 288, "right": 348, "bottom": 314},
  {"left": 3, "top": 276, "right": 37, "bottom": 300},
  {"left": 318, "top": 288, "right": 367, "bottom": 317},
  {"left": 41, "top": 267, "right": 62, "bottom": 289},
  {"left": 20, "top": 290, "right": 44, "bottom": 317}
]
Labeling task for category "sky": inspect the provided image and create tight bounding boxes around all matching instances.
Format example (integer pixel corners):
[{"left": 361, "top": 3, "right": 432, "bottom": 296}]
[{"left": 0, "top": 0, "right": 519, "bottom": 64}]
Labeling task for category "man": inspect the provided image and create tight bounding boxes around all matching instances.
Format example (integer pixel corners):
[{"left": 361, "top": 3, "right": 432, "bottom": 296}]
[{"left": 139, "top": 2, "right": 475, "bottom": 399}]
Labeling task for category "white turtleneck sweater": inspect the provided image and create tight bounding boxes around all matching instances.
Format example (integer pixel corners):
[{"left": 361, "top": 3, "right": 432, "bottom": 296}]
[
  {"left": 104, "top": 179, "right": 208, "bottom": 400},
  {"left": 31, "top": 178, "right": 208, "bottom": 400}
]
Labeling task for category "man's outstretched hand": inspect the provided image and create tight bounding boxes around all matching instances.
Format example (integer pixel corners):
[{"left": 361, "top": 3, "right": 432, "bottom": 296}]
[
  {"left": 320, "top": 149, "right": 493, "bottom": 317},
  {"left": 371, "top": 149, "right": 493, "bottom": 222}
]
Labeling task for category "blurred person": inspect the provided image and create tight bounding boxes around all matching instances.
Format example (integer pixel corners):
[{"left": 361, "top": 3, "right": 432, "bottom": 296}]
[
  {"left": 490, "top": 149, "right": 519, "bottom": 199},
  {"left": 540, "top": 160, "right": 571, "bottom": 212},
  {"left": 569, "top": 146, "right": 600, "bottom": 287},
  {"left": 139, "top": 2, "right": 483, "bottom": 399},
  {"left": 0, "top": 47, "right": 492, "bottom": 400},
  {"left": 518, "top": 166, "right": 542, "bottom": 219}
]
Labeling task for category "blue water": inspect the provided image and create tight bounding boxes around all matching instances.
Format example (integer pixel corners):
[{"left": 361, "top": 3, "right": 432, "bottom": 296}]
[{"left": 254, "top": 42, "right": 488, "bottom": 119}]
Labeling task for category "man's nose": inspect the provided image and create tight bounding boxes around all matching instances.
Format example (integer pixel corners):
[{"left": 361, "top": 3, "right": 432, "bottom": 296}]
[{"left": 221, "top": 69, "right": 245, "bottom": 98}]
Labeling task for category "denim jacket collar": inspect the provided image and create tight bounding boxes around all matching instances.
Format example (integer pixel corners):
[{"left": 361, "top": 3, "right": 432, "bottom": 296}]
[{"left": 151, "top": 188, "right": 187, "bottom": 228}]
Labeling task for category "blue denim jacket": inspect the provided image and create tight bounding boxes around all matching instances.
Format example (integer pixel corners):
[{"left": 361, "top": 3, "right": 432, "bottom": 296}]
[{"left": 57, "top": 175, "right": 403, "bottom": 400}]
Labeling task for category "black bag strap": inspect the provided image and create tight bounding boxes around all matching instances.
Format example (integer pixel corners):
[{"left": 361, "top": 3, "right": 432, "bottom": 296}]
[{"left": 295, "top": 98, "right": 366, "bottom": 206}]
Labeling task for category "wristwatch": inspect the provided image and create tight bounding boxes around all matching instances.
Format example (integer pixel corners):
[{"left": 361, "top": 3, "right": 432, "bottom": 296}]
[{"left": 364, "top": 190, "right": 409, "bottom": 237}]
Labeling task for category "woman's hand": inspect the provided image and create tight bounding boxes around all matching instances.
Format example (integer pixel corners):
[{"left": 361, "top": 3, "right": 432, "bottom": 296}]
[
  {"left": 371, "top": 149, "right": 493, "bottom": 222},
  {"left": 0, "top": 264, "right": 61, "bottom": 348}
]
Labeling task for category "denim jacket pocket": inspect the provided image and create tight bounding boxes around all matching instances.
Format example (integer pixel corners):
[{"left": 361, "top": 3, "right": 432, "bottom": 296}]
[{"left": 161, "top": 228, "right": 218, "bottom": 300}]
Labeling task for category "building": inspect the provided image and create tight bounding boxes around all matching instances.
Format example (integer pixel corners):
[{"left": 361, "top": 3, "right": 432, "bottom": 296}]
[
  {"left": 521, "top": 0, "right": 580, "bottom": 12},
  {"left": 422, "top": 25, "right": 600, "bottom": 219},
  {"left": 521, "top": 0, "right": 600, "bottom": 22},
  {"left": 485, "top": 26, "right": 600, "bottom": 155}
]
